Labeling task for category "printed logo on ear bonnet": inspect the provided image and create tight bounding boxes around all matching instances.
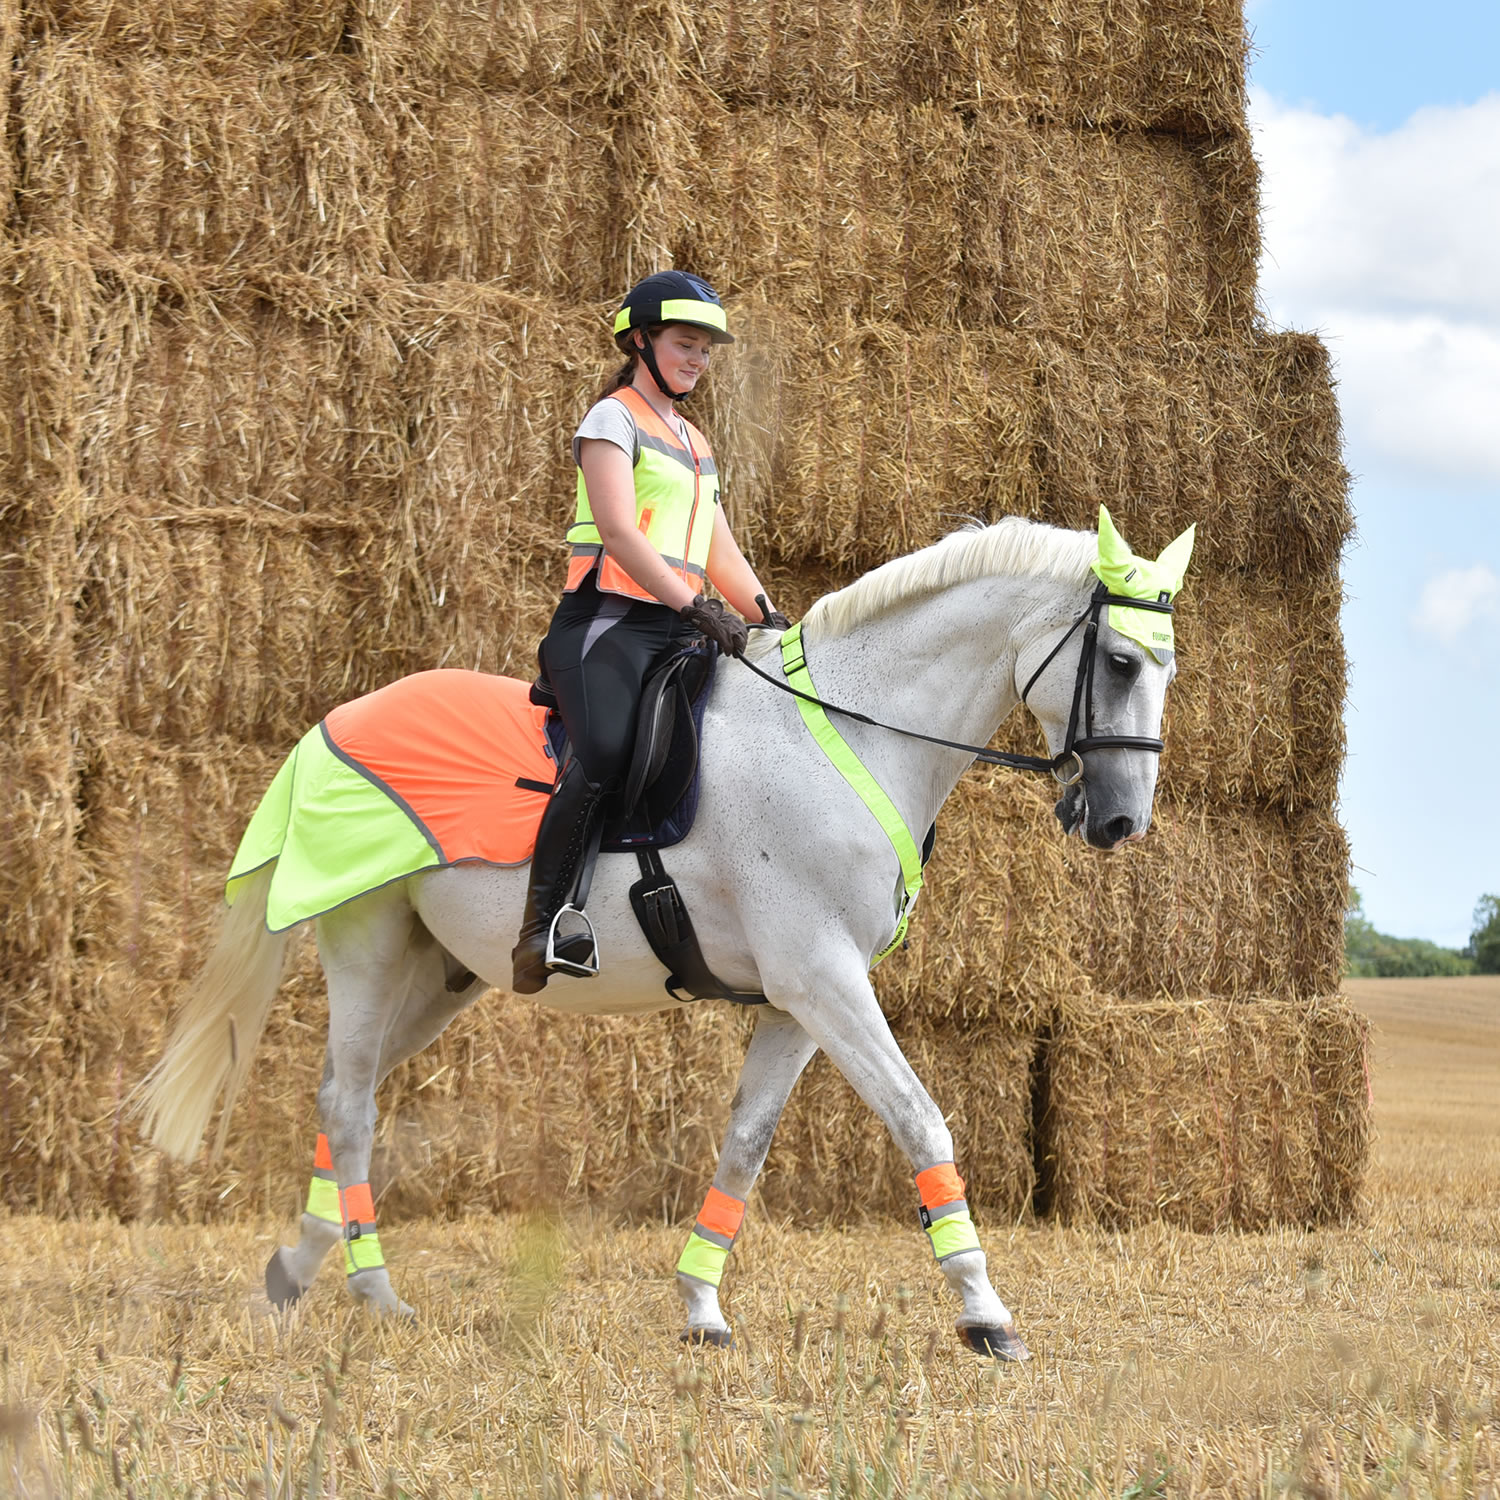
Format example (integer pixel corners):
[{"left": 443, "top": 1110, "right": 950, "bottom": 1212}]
[{"left": 1091, "top": 505, "right": 1196, "bottom": 663}]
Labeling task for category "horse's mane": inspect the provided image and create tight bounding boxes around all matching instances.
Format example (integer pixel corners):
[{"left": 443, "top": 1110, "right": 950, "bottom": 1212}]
[{"left": 800, "top": 517, "right": 1097, "bottom": 643}]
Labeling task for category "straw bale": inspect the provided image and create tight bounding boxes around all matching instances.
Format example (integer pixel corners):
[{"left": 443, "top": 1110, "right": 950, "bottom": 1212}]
[
  {"left": 642, "top": 104, "right": 969, "bottom": 329},
  {"left": 74, "top": 506, "right": 397, "bottom": 748},
  {"left": 18, "top": 45, "right": 390, "bottom": 281},
  {"left": 1243, "top": 330, "right": 1352, "bottom": 579},
  {"left": 690, "top": 321, "right": 1346, "bottom": 584},
  {"left": 1160, "top": 572, "right": 1346, "bottom": 816},
  {"left": 23, "top": 0, "right": 344, "bottom": 58},
  {"left": 384, "top": 89, "right": 614, "bottom": 296},
  {"left": 0, "top": 729, "right": 288, "bottom": 1218},
  {"left": 0, "top": 969, "right": 74, "bottom": 1214},
  {"left": 1056, "top": 804, "right": 1348, "bottom": 1005},
  {"left": 1040, "top": 992, "right": 1370, "bottom": 1229},
  {"left": 1029, "top": 333, "right": 1351, "bottom": 582},
  {"left": 0, "top": 723, "right": 76, "bottom": 966},
  {"left": 346, "top": 0, "right": 610, "bottom": 95},
  {"left": 146, "top": 993, "right": 1030, "bottom": 1229},
  {"left": 934, "top": 0, "right": 1248, "bottom": 135},
  {"left": 72, "top": 733, "right": 286, "bottom": 990},
  {"left": 0, "top": 239, "right": 99, "bottom": 492},
  {"left": 960, "top": 121, "right": 1258, "bottom": 340},
  {"left": 367, "top": 1002, "right": 755, "bottom": 1225},
  {"left": 732, "top": 318, "right": 1039, "bottom": 570},
  {"left": 68, "top": 268, "right": 401, "bottom": 515},
  {"left": 875, "top": 776, "right": 1088, "bottom": 1032},
  {"left": 0, "top": 0, "right": 15, "bottom": 208}
]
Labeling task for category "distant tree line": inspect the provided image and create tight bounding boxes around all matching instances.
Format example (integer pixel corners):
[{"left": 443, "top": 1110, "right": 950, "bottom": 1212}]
[{"left": 1345, "top": 890, "right": 1500, "bottom": 978}]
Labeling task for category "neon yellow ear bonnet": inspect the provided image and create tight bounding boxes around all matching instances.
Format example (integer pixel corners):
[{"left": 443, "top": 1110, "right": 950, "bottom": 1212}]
[{"left": 1091, "top": 505, "right": 1196, "bottom": 664}]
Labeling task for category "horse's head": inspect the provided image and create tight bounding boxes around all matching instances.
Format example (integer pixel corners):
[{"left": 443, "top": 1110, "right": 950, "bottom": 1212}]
[{"left": 1016, "top": 508, "right": 1195, "bottom": 851}]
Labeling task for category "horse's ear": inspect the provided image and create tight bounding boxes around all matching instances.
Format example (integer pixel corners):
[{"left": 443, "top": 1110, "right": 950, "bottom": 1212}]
[
  {"left": 1095, "top": 504, "right": 1133, "bottom": 575},
  {"left": 1155, "top": 524, "right": 1196, "bottom": 594}
]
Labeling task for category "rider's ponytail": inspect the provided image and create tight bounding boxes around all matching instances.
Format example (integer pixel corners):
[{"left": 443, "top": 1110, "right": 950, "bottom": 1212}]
[
  {"left": 594, "top": 326, "right": 665, "bottom": 404},
  {"left": 596, "top": 353, "right": 638, "bottom": 403}
]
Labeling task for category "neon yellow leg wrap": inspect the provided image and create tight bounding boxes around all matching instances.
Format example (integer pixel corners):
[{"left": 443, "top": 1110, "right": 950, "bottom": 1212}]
[
  {"left": 339, "top": 1182, "right": 385, "bottom": 1276},
  {"left": 305, "top": 1175, "right": 340, "bottom": 1225},
  {"left": 306, "top": 1133, "right": 340, "bottom": 1225},
  {"left": 676, "top": 1231, "right": 731, "bottom": 1288},
  {"left": 342, "top": 1229, "right": 387, "bottom": 1276},
  {"left": 923, "top": 1205, "right": 982, "bottom": 1263}
]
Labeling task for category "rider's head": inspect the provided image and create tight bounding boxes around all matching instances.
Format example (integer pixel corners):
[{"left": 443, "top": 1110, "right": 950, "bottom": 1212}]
[{"left": 603, "top": 271, "right": 733, "bottom": 402}]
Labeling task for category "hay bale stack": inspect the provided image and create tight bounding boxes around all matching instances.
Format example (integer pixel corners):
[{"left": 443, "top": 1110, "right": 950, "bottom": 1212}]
[{"left": 0, "top": 0, "right": 1367, "bottom": 1229}]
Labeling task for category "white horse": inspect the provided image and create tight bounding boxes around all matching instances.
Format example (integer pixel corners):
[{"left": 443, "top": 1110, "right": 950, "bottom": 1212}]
[{"left": 140, "top": 510, "right": 1193, "bottom": 1361}]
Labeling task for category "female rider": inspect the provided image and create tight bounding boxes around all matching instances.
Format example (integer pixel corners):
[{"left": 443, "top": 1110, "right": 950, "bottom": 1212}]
[{"left": 512, "top": 270, "right": 788, "bottom": 994}]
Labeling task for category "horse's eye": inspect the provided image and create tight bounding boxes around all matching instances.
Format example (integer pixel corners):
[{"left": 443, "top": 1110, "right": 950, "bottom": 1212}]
[{"left": 1108, "top": 652, "right": 1140, "bottom": 678}]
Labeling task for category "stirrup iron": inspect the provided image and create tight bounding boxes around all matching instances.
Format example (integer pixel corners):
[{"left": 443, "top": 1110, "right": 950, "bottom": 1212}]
[{"left": 546, "top": 904, "right": 599, "bottom": 978}]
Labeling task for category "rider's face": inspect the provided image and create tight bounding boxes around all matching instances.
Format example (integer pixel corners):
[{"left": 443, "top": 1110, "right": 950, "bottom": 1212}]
[{"left": 640, "top": 325, "right": 713, "bottom": 395}]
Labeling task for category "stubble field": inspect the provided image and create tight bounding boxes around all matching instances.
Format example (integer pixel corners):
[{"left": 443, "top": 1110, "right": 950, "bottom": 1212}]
[{"left": 1, "top": 976, "right": 1497, "bottom": 1497}]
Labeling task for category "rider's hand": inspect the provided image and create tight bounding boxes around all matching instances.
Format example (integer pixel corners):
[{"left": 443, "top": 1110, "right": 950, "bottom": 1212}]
[
  {"left": 680, "top": 594, "right": 750, "bottom": 658},
  {"left": 753, "top": 593, "right": 791, "bottom": 631}
]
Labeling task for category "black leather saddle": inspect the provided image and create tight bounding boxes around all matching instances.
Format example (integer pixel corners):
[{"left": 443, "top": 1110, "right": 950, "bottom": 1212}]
[{"left": 530, "top": 642, "right": 715, "bottom": 851}]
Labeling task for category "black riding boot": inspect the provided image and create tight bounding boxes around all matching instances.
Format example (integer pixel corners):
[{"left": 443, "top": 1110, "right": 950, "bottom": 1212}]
[{"left": 511, "top": 758, "right": 607, "bottom": 994}]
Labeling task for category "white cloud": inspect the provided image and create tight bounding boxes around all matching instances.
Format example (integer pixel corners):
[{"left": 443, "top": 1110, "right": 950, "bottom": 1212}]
[
  {"left": 1251, "top": 90, "right": 1500, "bottom": 485},
  {"left": 1410, "top": 563, "right": 1500, "bottom": 646}
]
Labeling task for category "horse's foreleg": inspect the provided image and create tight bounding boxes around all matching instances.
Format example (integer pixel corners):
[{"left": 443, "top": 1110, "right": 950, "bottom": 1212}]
[
  {"left": 771, "top": 955, "right": 1030, "bottom": 1362},
  {"left": 676, "top": 1006, "right": 818, "bottom": 1346}
]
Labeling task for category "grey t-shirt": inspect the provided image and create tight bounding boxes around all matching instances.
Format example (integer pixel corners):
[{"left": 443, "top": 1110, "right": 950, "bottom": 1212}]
[
  {"left": 572, "top": 397, "right": 638, "bottom": 468},
  {"left": 572, "top": 394, "right": 697, "bottom": 468}
]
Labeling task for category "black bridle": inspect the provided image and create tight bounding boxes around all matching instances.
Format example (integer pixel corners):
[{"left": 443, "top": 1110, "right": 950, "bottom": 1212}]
[{"left": 736, "top": 582, "right": 1175, "bottom": 785}]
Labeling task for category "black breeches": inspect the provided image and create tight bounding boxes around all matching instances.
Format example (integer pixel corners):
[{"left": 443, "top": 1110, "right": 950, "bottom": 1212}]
[{"left": 541, "top": 573, "right": 690, "bottom": 787}]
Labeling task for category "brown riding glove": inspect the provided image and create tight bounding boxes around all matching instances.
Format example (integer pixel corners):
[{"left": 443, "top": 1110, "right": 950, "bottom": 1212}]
[
  {"left": 754, "top": 593, "right": 792, "bottom": 631},
  {"left": 680, "top": 594, "right": 750, "bottom": 658}
]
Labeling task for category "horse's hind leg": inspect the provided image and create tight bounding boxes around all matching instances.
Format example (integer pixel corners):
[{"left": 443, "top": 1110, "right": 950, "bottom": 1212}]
[
  {"left": 676, "top": 1006, "right": 819, "bottom": 1346},
  {"left": 266, "top": 906, "right": 487, "bottom": 1312},
  {"left": 265, "top": 1055, "right": 345, "bottom": 1309}
]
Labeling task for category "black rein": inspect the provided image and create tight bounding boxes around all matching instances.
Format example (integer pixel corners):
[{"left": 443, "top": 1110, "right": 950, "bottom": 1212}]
[{"left": 735, "top": 583, "right": 1175, "bottom": 784}]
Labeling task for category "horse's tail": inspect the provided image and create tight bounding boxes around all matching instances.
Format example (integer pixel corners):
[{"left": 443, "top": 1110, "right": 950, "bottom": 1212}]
[{"left": 137, "top": 863, "right": 293, "bottom": 1163}]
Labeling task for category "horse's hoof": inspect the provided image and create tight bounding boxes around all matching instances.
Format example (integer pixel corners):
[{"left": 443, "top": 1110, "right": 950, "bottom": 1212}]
[
  {"left": 680, "top": 1326, "right": 734, "bottom": 1349},
  {"left": 958, "top": 1323, "right": 1031, "bottom": 1362},
  {"left": 264, "top": 1248, "right": 307, "bottom": 1310}
]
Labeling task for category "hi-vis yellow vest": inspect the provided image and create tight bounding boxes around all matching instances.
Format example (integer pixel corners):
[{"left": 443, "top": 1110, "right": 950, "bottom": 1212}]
[{"left": 565, "top": 386, "right": 719, "bottom": 603}]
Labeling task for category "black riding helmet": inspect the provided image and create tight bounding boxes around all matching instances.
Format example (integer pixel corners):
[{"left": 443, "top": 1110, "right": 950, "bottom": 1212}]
[{"left": 613, "top": 271, "right": 733, "bottom": 400}]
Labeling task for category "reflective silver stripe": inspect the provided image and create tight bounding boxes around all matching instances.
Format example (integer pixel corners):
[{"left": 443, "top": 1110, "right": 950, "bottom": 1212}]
[
  {"left": 636, "top": 431, "right": 718, "bottom": 477},
  {"left": 564, "top": 542, "right": 703, "bottom": 578},
  {"left": 311, "top": 1166, "right": 337, "bottom": 1182},
  {"left": 925, "top": 1198, "right": 969, "bottom": 1221},
  {"left": 690, "top": 1223, "right": 734, "bottom": 1251},
  {"left": 566, "top": 541, "right": 604, "bottom": 556}
]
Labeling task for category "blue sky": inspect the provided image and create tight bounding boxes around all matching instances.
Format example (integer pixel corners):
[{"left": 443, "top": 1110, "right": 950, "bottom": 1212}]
[{"left": 1246, "top": 0, "right": 1500, "bottom": 949}]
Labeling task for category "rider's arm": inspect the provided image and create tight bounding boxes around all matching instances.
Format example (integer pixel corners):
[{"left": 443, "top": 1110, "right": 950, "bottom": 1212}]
[
  {"left": 705, "top": 506, "right": 779, "bottom": 622},
  {"left": 578, "top": 437, "right": 700, "bottom": 612}
]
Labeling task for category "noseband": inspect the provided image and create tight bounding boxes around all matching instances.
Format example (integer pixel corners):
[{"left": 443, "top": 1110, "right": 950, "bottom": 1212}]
[{"left": 737, "top": 581, "right": 1175, "bottom": 785}]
